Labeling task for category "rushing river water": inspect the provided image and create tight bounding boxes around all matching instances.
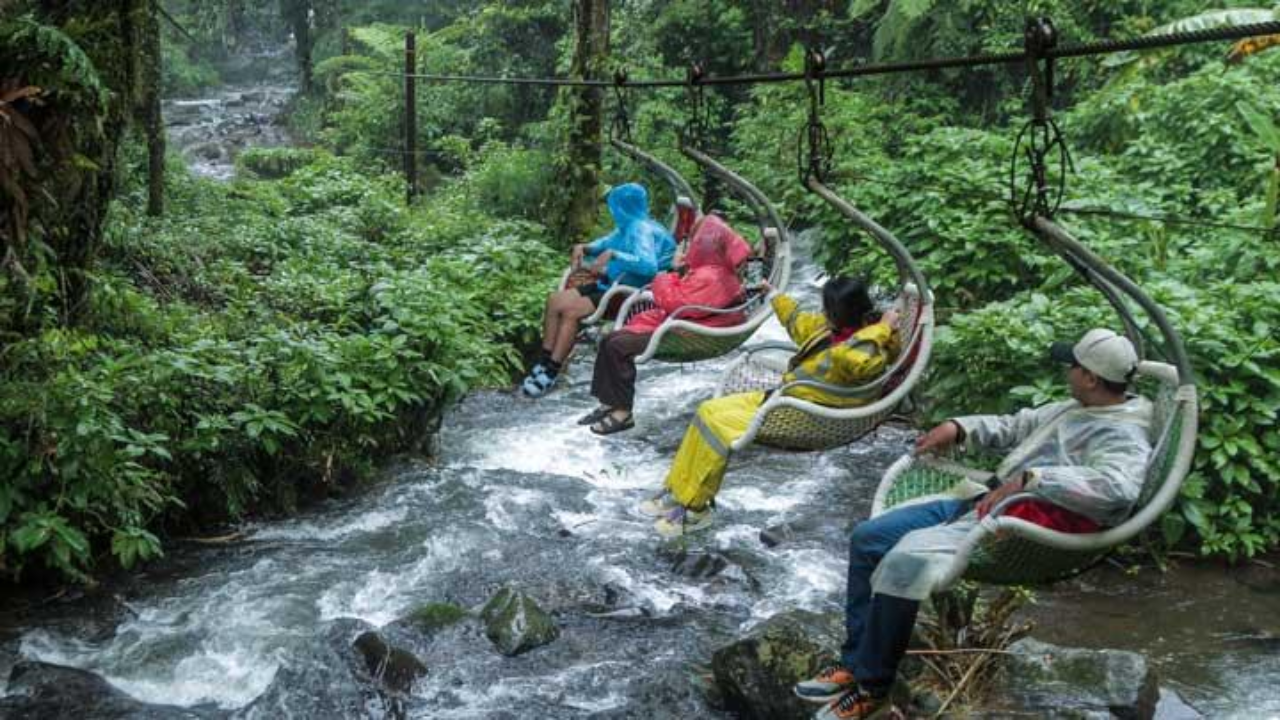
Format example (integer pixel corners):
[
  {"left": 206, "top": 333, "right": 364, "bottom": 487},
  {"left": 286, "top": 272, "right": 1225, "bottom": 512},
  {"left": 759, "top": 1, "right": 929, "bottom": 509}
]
[
  {"left": 3, "top": 234, "right": 1277, "bottom": 718},
  {"left": 1, "top": 75, "right": 1277, "bottom": 714}
]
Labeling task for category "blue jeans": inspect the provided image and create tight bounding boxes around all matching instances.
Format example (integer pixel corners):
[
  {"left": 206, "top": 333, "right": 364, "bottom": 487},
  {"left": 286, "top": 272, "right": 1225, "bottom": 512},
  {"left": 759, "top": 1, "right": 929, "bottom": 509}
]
[{"left": 842, "top": 499, "right": 969, "bottom": 689}]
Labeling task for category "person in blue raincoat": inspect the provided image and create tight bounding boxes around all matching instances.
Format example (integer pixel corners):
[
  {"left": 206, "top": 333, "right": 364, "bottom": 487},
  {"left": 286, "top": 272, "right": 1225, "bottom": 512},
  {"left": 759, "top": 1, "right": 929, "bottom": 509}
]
[{"left": 521, "top": 183, "right": 676, "bottom": 398}]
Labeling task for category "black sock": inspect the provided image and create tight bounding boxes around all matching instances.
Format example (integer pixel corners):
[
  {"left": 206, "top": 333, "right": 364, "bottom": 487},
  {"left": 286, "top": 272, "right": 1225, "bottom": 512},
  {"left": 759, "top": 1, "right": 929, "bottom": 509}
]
[
  {"left": 545, "top": 358, "right": 563, "bottom": 377},
  {"left": 537, "top": 348, "right": 553, "bottom": 366}
]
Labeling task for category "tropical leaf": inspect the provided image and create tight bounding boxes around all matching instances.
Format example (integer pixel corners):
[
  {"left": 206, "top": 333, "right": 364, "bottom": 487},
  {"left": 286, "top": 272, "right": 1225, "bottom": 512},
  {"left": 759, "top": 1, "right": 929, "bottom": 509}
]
[
  {"left": 1238, "top": 100, "right": 1280, "bottom": 150},
  {"left": 1106, "top": 8, "right": 1280, "bottom": 67},
  {"left": 849, "top": 0, "right": 884, "bottom": 20},
  {"left": 872, "top": 0, "right": 940, "bottom": 60}
]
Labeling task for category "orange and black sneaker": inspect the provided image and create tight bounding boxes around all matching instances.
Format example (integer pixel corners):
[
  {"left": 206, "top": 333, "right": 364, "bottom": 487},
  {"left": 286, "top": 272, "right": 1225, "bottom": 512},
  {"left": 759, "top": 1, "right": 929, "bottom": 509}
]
[
  {"left": 813, "top": 687, "right": 888, "bottom": 720},
  {"left": 794, "top": 664, "right": 857, "bottom": 703}
]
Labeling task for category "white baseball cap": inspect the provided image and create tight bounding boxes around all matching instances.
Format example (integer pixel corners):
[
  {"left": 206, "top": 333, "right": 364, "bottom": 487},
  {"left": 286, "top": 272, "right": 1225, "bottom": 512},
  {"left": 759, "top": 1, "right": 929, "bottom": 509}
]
[{"left": 1050, "top": 328, "right": 1138, "bottom": 384}]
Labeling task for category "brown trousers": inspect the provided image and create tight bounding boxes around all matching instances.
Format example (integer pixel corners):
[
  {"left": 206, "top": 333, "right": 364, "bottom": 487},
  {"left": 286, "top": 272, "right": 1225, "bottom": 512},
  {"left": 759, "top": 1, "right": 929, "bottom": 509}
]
[{"left": 590, "top": 331, "right": 651, "bottom": 410}]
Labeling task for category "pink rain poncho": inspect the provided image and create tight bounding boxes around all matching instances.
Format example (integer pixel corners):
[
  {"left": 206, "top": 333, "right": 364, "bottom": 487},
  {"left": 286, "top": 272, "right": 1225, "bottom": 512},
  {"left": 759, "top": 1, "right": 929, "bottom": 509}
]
[{"left": 622, "top": 215, "right": 753, "bottom": 334}]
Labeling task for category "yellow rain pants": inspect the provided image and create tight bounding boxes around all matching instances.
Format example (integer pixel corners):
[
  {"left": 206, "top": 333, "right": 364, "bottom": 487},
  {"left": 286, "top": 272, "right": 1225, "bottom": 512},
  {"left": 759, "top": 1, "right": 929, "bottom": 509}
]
[{"left": 664, "top": 391, "right": 766, "bottom": 509}]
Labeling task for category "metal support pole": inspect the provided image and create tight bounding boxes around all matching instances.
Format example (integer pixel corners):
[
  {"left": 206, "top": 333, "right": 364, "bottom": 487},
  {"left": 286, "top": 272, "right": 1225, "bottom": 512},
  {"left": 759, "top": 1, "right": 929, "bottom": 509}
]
[{"left": 404, "top": 31, "right": 418, "bottom": 203}]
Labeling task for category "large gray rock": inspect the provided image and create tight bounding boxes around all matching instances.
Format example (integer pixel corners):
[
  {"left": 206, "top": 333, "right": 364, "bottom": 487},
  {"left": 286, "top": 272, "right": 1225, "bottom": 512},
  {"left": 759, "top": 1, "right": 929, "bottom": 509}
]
[
  {"left": 480, "top": 587, "right": 560, "bottom": 657},
  {"left": 0, "top": 661, "right": 222, "bottom": 718},
  {"left": 991, "top": 638, "right": 1160, "bottom": 719},
  {"left": 710, "top": 610, "right": 845, "bottom": 720}
]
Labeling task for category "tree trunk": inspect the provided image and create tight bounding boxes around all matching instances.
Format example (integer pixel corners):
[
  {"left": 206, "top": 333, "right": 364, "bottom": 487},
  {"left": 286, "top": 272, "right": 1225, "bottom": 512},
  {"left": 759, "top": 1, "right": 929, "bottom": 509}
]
[
  {"left": 143, "top": 0, "right": 165, "bottom": 217},
  {"left": 281, "top": 0, "right": 313, "bottom": 94},
  {"left": 11, "top": 0, "right": 147, "bottom": 323},
  {"left": 553, "top": 0, "right": 610, "bottom": 244}
]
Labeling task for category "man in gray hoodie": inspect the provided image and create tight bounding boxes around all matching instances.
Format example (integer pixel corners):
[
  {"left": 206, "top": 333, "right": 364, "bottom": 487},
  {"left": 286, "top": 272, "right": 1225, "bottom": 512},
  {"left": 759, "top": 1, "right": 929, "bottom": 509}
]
[{"left": 796, "top": 328, "right": 1154, "bottom": 720}]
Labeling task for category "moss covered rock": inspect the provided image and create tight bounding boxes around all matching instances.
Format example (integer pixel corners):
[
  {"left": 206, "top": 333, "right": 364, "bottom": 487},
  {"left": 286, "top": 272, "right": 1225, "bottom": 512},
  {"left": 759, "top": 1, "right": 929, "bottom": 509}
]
[
  {"left": 710, "top": 610, "right": 845, "bottom": 720},
  {"left": 480, "top": 587, "right": 559, "bottom": 657},
  {"left": 404, "top": 602, "right": 470, "bottom": 634},
  {"left": 989, "top": 638, "right": 1159, "bottom": 719}
]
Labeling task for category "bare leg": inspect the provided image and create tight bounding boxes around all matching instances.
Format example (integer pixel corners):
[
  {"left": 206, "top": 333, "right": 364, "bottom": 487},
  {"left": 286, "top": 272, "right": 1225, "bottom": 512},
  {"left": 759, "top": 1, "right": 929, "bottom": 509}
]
[
  {"left": 540, "top": 291, "right": 564, "bottom": 355},
  {"left": 551, "top": 294, "right": 596, "bottom": 362}
]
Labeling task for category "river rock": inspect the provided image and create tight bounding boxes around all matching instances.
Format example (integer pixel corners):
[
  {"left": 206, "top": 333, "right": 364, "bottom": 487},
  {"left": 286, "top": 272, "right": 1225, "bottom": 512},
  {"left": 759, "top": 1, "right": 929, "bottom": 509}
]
[
  {"left": 0, "top": 660, "right": 220, "bottom": 718},
  {"left": 400, "top": 602, "right": 470, "bottom": 635},
  {"left": 760, "top": 522, "right": 799, "bottom": 548},
  {"left": 989, "top": 638, "right": 1159, "bottom": 719},
  {"left": 710, "top": 610, "right": 844, "bottom": 720},
  {"left": 666, "top": 548, "right": 731, "bottom": 579},
  {"left": 233, "top": 618, "right": 384, "bottom": 720},
  {"left": 352, "top": 631, "right": 427, "bottom": 694},
  {"left": 480, "top": 587, "right": 560, "bottom": 656}
]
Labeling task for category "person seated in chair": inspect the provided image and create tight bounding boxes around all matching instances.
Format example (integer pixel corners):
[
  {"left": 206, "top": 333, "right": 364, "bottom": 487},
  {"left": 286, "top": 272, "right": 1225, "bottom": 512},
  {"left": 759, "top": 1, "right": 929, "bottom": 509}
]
[
  {"left": 580, "top": 214, "right": 754, "bottom": 435},
  {"left": 793, "top": 328, "right": 1155, "bottom": 720},
  {"left": 520, "top": 182, "right": 676, "bottom": 398},
  {"left": 640, "top": 275, "right": 901, "bottom": 537}
]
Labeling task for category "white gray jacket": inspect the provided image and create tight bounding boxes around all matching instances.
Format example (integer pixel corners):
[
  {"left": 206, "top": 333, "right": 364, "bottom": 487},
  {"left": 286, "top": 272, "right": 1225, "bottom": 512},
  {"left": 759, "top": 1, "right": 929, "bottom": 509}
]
[{"left": 953, "top": 396, "right": 1156, "bottom": 527}]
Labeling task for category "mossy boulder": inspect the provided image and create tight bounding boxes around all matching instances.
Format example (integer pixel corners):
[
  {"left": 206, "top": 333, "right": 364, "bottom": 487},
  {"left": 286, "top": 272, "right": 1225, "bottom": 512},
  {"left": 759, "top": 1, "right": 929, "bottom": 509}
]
[
  {"left": 403, "top": 602, "right": 470, "bottom": 634},
  {"left": 480, "top": 587, "right": 560, "bottom": 657},
  {"left": 710, "top": 610, "right": 845, "bottom": 720},
  {"left": 988, "top": 638, "right": 1159, "bottom": 719}
]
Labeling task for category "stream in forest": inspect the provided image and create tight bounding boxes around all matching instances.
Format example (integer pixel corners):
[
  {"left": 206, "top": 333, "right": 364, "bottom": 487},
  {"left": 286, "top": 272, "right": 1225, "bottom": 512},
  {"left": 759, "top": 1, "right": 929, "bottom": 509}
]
[{"left": 1, "top": 68, "right": 1277, "bottom": 717}]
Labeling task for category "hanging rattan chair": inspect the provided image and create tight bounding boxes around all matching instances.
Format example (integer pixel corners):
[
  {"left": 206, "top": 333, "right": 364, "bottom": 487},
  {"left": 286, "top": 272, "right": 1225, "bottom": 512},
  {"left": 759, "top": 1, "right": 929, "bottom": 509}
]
[
  {"left": 559, "top": 138, "right": 701, "bottom": 326},
  {"left": 868, "top": 216, "right": 1199, "bottom": 588},
  {"left": 712, "top": 177, "right": 936, "bottom": 452},
  {"left": 610, "top": 145, "right": 793, "bottom": 364}
]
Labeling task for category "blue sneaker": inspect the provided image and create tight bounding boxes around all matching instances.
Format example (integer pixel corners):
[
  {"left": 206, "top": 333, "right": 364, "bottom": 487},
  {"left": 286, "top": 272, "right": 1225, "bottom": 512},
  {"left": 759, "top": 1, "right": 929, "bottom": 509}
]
[{"left": 520, "top": 365, "right": 557, "bottom": 398}]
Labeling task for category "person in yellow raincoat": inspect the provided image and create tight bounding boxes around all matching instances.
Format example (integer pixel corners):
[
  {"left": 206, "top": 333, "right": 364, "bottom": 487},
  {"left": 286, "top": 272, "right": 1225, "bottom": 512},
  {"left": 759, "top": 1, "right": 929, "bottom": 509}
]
[{"left": 641, "top": 275, "right": 901, "bottom": 537}]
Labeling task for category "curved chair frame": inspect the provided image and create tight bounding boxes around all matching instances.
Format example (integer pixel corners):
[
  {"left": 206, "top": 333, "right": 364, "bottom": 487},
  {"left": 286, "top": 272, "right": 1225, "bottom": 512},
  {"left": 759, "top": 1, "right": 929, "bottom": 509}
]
[
  {"left": 711, "top": 177, "right": 936, "bottom": 452},
  {"left": 868, "top": 216, "right": 1198, "bottom": 590},
  {"left": 560, "top": 138, "right": 702, "bottom": 326},
  {"left": 609, "top": 147, "right": 794, "bottom": 365}
]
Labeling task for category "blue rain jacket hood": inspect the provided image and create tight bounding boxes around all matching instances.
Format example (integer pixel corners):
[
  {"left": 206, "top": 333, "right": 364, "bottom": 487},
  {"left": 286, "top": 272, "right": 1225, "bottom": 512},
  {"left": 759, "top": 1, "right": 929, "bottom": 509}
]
[{"left": 585, "top": 183, "right": 676, "bottom": 289}]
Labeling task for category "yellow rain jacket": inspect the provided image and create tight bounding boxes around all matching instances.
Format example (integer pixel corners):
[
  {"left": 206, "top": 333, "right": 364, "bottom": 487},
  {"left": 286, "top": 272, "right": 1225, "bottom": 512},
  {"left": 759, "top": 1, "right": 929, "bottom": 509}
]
[{"left": 663, "top": 293, "right": 898, "bottom": 510}]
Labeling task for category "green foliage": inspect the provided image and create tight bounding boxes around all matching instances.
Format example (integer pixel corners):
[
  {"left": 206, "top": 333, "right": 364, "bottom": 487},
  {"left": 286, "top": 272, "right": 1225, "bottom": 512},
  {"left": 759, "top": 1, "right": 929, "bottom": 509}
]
[
  {"left": 1, "top": 148, "right": 559, "bottom": 582},
  {"left": 0, "top": 16, "right": 109, "bottom": 109}
]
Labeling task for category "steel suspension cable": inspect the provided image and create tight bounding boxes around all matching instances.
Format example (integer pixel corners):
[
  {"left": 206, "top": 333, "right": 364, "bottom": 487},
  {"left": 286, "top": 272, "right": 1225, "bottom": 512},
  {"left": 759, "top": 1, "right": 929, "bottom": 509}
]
[{"left": 381, "top": 21, "right": 1280, "bottom": 88}]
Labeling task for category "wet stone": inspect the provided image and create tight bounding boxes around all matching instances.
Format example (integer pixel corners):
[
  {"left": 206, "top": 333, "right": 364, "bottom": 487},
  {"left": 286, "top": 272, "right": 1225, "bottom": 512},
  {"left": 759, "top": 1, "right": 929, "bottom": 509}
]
[
  {"left": 0, "top": 661, "right": 221, "bottom": 719},
  {"left": 989, "top": 638, "right": 1159, "bottom": 720},
  {"left": 669, "top": 550, "right": 730, "bottom": 579},
  {"left": 710, "top": 610, "right": 844, "bottom": 720},
  {"left": 480, "top": 587, "right": 560, "bottom": 656},
  {"left": 400, "top": 602, "right": 470, "bottom": 635},
  {"left": 353, "top": 631, "right": 427, "bottom": 694},
  {"left": 233, "top": 618, "right": 384, "bottom": 719},
  {"left": 759, "top": 522, "right": 798, "bottom": 548}
]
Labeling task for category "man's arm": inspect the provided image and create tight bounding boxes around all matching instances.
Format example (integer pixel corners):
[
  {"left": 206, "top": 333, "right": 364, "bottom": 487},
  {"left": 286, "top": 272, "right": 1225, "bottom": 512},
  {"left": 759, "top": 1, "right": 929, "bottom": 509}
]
[
  {"left": 603, "top": 226, "right": 658, "bottom": 280},
  {"left": 953, "top": 401, "right": 1073, "bottom": 453}
]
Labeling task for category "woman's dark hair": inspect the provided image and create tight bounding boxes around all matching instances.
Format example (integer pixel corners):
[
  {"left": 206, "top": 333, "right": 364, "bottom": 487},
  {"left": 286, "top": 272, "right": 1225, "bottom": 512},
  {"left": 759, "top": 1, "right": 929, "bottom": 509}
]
[{"left": 822, "top": 275, "right": 875, "bottom": 330}]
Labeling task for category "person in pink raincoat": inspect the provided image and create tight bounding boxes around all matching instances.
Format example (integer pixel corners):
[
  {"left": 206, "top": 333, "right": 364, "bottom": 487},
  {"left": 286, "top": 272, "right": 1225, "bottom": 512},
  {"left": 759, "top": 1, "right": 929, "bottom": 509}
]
[{"left": 580, "top": 215, "right": 754, "bottom": 435}]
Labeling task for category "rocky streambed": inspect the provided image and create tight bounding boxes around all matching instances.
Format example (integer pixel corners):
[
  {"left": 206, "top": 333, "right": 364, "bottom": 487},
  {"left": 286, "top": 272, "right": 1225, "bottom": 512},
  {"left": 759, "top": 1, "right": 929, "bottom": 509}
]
[{"left": 2, "top": 238, "right": 1277, "bottom": 717}]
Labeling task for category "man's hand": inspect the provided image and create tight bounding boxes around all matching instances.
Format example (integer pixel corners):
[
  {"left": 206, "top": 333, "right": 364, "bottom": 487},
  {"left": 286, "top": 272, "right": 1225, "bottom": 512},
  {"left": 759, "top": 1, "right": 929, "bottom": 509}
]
[
  {"left": 570, "top": 244, "right": 587, "bottom": 268},
  {"left": 754, "top": 279, "right": 774, "bottom": 295},
  {"left": 915, "top": 420, "right": 960, "bottom": 455},
  {"left": 975, "top": 474, "right": 1026, "bottom": 518},
  {"left": 590, "top": 250, "right": 613, "bottom": 275}
]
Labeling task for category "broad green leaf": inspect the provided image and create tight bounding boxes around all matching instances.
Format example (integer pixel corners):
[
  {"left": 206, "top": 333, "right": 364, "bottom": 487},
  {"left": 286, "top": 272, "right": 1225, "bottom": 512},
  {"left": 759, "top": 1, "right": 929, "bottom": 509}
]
[{"left": 1237, "top": 101, "right": 1280, "bottom": 150}]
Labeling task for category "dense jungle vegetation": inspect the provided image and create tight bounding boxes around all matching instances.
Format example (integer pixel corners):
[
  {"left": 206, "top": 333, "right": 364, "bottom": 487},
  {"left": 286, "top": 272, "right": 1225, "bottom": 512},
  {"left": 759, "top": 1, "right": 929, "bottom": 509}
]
[{"left": 1, "top": 0, "right": 1278, "bottom": 585}]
